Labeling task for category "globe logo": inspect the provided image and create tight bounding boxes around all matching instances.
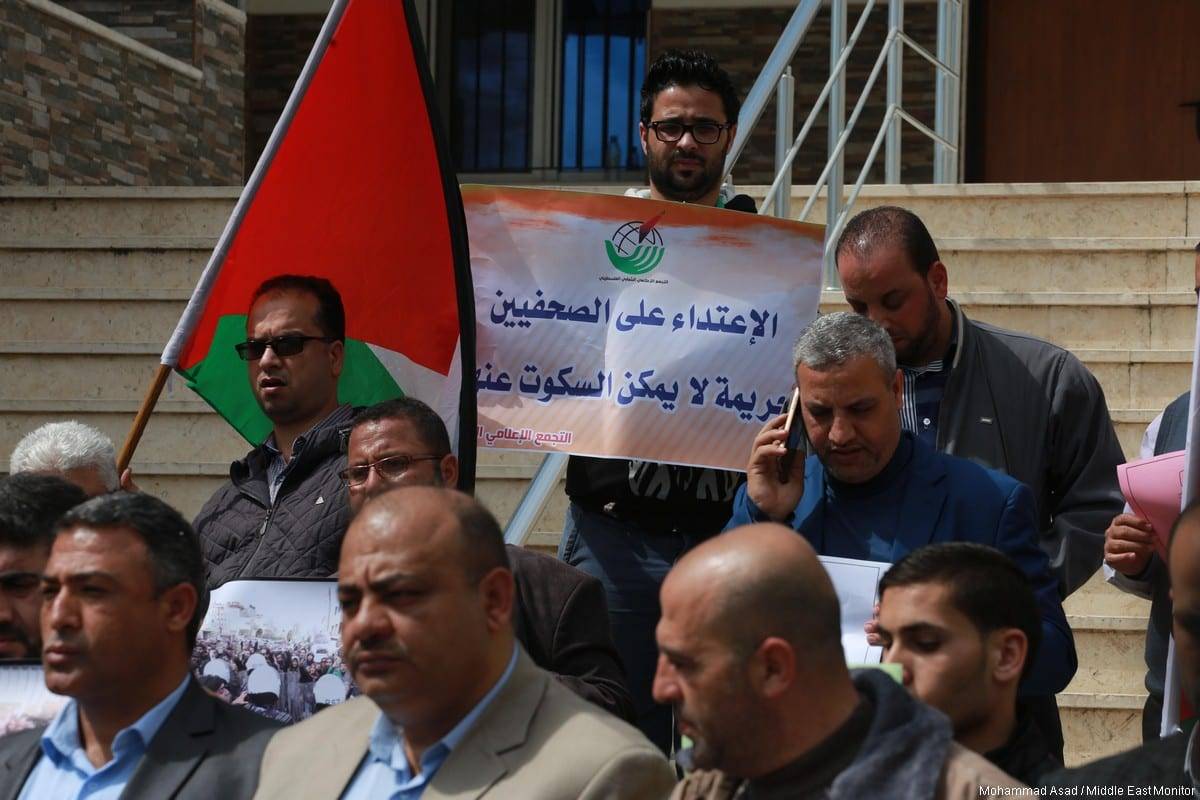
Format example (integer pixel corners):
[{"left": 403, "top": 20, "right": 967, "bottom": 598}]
[{"left": 605, "top": 215, "right": 667, "bottom": 275}]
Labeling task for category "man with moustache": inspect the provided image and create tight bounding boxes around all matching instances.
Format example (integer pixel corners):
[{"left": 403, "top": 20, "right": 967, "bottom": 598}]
[
  {"left": 833, "top": 205, "right": 1123, "bottom": 600},
  {"left": 194, "top": 274, "right": 357, "bottom": 587},
  {"left": 726, "top": 312, "right": 1076, "bottom": 699},
  {"left": 656, "top": 524, "right": 1022, "bottom": 799},
  {"left": 343, "top": 397, "right": 635, "bottom": 721},
  {"left": 254, "top": 487, "right": 674, "bottom": 799},
  {"left": 0, "top": 492, "right": 279, "bottom": 799},
  {"left": 562, "top": 47, "right": 755, "bottom": 753},
  {"left": 0, "top": 474, "right": 86, "bottom": 660}
]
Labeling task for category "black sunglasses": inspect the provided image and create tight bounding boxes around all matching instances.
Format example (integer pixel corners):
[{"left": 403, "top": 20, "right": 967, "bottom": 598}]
[{"left": 234, "top": 335, "right": 336, "bottom": 361}]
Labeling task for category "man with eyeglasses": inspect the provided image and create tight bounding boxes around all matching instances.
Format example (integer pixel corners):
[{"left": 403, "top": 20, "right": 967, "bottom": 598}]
[
  {"left": 0, "top": 474, "right": 87, "bottom": 660},
  {"left": 194, "top": 274, "right": 358, "bottom": 588},
  {"left": 340, "top": 397, "right": 636, "bottom": 722},
  {"left": 562, "top": 48, "right": 756, "bottom": 753}
]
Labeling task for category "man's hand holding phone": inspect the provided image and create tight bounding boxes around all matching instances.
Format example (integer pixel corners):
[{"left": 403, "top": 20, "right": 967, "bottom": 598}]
[{"left": 745, "top": 389, "right": 807, "bottom": 522}]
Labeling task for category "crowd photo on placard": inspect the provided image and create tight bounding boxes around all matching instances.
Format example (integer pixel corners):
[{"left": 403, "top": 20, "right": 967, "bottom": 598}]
[{"left": 2, "top": 3, "right": 1200, "bottom": 798}]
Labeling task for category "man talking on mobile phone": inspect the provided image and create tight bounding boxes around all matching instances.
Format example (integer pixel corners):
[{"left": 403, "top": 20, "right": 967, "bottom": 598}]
[{"left": 726, "top": 312, "right": 1076, "bottom": 702}]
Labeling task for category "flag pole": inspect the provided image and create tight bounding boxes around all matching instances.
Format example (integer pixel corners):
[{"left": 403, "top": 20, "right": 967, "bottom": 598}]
[{"left": 117, "top": 363, "right": 171, "bottom": 473}]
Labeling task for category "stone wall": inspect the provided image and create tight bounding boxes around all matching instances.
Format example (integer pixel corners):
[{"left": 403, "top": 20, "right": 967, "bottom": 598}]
[
  {"left": 56, "top": 0, "right": 196, "bottom": 62},
  {"left": 244, "top": 13, "right": 324, "bottom": 174},
  {"left": 1, "top": 0, "right": 245, "bottom": 185},
  {"left": 649, "top": 4, "right": 939, "bottom": 186}
]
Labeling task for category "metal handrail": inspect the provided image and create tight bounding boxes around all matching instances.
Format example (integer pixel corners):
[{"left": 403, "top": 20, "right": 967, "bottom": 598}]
[
  {"left": 723, "top": 0, "right": 824, "bottom": 178},
  {"left": 759, "top": 0, "right": 880, "bottom": 217}
]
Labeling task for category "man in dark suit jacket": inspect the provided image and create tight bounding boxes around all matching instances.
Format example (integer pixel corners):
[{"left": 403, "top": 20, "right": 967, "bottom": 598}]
[
  {"left": 341, "top": 397, "right": 635, "bottom": 721},
  {"left": 1040, "top": 498, "right": 1200, "bottom": 795},
  {"left": 727, "top": 312, "right": 1076, "bottom": 697},
  {"left": 0, "top": 492, "right": 278, "bottom": 799}
]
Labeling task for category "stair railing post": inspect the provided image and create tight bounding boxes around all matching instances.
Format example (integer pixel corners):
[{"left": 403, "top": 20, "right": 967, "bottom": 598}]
[
  {"left": 774, "top": 67, "right": 795, "bottom": 219},
  {"left": 934, "top": 0, "right": 961, "bottom": 183},
  {"left": 826, "top": 0, "right": 847, "bottom": 288},
  {"left": 884, "top": 0, "right": 903, "bottom": 184}
]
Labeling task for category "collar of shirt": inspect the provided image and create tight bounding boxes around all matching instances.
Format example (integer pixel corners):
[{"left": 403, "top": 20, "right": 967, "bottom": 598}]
[
  {"left": 366, "top": 645, "right": 519, "bottom": 784},
  {"left": 263, "top": 404, "right": 355, "bottom": 464},
  {"left": 40, "top": 674, "right": 191, "bottom": 774}
]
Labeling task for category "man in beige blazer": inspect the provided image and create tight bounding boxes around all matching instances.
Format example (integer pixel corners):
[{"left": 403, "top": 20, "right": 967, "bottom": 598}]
[{"left": 254, "top": 486, "right": 674, "bottom": 800}]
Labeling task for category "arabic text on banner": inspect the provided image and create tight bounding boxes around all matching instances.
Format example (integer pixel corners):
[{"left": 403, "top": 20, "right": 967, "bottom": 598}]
[{"left": 466, "top": 186, "right": 824, "bottom": 471}]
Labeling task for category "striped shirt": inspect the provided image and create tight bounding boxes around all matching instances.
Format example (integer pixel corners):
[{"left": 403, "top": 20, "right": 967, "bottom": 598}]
[
  {"left": 263, "top": 404, "right": 355, "bottom": 504},
  {"left": 899, "top": 307, "right": 958, "bottom": 448}
]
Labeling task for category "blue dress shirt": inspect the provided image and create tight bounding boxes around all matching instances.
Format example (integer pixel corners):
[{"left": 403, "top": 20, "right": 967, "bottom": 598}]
[
  {"left": 341, "top": 646, "right": 518, "bottom": 800},
  {"left": 18, "top": 675, "right": 191, "bottom": 800}
]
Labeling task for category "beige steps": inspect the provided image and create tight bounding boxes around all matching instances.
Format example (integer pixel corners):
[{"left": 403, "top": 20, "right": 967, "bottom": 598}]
[
  {"left": 755, "top": 181, "right": 1200, "bottom": 239},
  {"left": 0, "top": 187, "right": 240, "bottom": 240}
]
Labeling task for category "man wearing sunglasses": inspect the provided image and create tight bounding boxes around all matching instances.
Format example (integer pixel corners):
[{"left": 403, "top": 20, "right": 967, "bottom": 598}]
[
  {"left": 194, "top": 275, "right": 357, "bottom": 588},
  {"left": 341, "top": 397, "right": 636, "bottom": 723}
]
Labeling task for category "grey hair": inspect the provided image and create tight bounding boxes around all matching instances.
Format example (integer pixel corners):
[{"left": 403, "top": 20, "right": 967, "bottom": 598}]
[
  {"left": 792, "top": 312, "right": 897, "bottom": 378},
  {"left": 9, "top": 421, "right": 119, "bottom": 491}
]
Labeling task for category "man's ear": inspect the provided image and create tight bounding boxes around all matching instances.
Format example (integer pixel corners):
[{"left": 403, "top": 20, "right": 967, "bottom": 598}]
[
  {"left": 329, "top": 339, "right": 345, "bottom": 379},
  {"left": 441, "top": 454, "right": 460, "bottom": 489},
  {"left": 927, "top": 260, "right": 949, "bottom": 301},
  {"left": 160, "top": 582, "right": 199, "bottom": 641},
  {"left": 991, "top": 628, "right": 1028, "bottom": 685},
  {"left": 752, "top": 637, "right": 796, "bottom": 700},
  {"left": 478, "top": 567, "right": 515, "bottom": 632},
  {"left": 723, "top": 124, "right": 737, "bottom": 157},
  {"left": 639, "top": 121, "right": 649, "bottom": 155}
]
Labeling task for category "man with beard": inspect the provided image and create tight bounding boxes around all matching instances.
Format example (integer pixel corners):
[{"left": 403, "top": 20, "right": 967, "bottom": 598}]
[
  {"left": 344, "top": 397, "right": 635, "bottom": 721},
  {"left": 656, "top": 523, "right": 1022, "bottom": 799},
  {"left": 725, "top": 312, "right": 1076, "bottom": 698},
  {"left": 193, "top": 275, "right": 356, "bottom": 588},
  {"left": 0, "top": 474, "right": 86, "bottom": 659},
  {"left": 833, "top": 206, "right": 1123, "bottom": 601},
  {"left": 254, "top": 487, "right": 674, "bottom": 799},
  {"left": 562, "top": 47, "right": 755, "bottom": 753}
]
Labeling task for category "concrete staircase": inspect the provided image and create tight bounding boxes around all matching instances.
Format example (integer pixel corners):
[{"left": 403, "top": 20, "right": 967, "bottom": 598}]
[{"left": 1, "top": 182, "right": 1192, "bottom": 765}]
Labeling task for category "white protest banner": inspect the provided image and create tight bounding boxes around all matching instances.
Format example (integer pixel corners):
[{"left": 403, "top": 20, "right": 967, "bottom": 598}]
[
  {"left": 193, "top": 579, "right": 354, "bottom": 725},
  {"left": 820, "top": 555, "right": 888, "bottom": 665},
  {"left": 465, "top": 186, "right": 824, "bottom": 470}
]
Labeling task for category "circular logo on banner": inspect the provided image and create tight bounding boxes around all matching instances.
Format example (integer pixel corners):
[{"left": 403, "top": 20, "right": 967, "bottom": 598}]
[{"left": 605, "top": 212, "right": 666, "bottom": 275}]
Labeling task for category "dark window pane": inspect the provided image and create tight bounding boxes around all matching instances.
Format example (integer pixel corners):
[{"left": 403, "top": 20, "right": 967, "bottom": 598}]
[
  {"left": 561, "top": 0, "right": 649, "bottom": 171},
  {"left": 450, "top": 0, "right": 534, "bottom": 172}
]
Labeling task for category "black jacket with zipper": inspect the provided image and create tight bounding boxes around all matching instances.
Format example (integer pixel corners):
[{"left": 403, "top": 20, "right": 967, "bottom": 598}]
[{"left": 195, "top": 415, "right": 353, "bottom": 589}]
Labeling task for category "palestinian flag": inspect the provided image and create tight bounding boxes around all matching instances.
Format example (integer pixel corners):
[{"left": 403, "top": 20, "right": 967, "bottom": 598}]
[{"left": 160, "top": 0, "right": 475, "bottom": 489}]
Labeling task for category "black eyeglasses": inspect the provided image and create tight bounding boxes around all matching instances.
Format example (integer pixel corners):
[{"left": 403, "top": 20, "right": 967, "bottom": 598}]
[
  {"left": 234, "top": 335, "right": 336, "bottom": 361},
  {"left": 339, "top": 454, "right": 443, "bottom": 486},
  {"left": 647, "top": 120, "right": 732, "bottom": 145}
]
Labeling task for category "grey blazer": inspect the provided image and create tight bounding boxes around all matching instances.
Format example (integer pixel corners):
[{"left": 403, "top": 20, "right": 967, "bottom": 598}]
[
  {"left": 0, "top": 677, "right": 281, "bottom": 800},
  {"left": 254, "top": 645, "right": 676, "bottom": 800}
]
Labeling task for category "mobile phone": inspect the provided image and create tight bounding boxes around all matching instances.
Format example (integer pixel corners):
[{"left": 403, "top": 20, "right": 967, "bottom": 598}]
[{"left": 777, "top": 387, "right": 809, "bottom": 484}]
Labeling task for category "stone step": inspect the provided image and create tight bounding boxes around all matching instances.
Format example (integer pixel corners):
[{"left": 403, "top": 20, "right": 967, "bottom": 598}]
[
  {"left": 1058, "top": 698, "right": 1145, "bottom": 767},
  {"left": 0, "top": 187, "right": 240, "bottom": 240},
  {"left": 2, "top": 236, "right": 1195, "bottom": 297},
  {"left": 1069, "top": 615, "right": 1150, "bottom": 677},
  {"left": 817, "top": 290, "right": 1199, "bottom": 351},
  {"left": 0, "top": 239, "right": 214, "bottom": 291},
  {"left": 757, "top": 181, "right": 1200, "bottom": 239}
]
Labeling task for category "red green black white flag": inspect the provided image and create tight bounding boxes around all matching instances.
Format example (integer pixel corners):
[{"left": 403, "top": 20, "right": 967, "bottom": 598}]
[{"left": 160, "top": 0, "right": 476, "bottom": 489}]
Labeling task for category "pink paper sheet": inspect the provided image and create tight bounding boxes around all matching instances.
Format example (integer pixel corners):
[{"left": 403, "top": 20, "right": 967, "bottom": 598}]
[{"left": 1117, "top": 449, "right": 1185, "bottom": 558}]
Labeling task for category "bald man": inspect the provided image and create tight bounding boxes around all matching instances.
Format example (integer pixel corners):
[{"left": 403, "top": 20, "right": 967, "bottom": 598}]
[
  {"left": 1041, "top": 500, "right": 1200, "bottom": 794},
  {"left": 254, "top": 487, "right": 674, "bottom": 800},
  {"left": 656, "top": 523, "right": 1021, "bottom": 799}
]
